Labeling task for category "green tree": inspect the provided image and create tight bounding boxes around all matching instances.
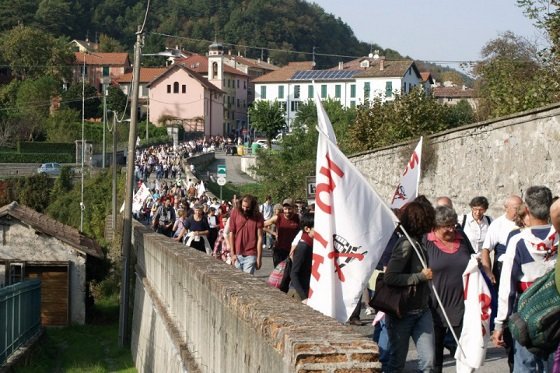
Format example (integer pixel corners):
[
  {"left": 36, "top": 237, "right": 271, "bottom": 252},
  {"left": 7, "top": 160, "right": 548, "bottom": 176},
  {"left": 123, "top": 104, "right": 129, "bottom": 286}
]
[
  {"left": 50, "top": 165, "right": 74, "bottom": 200},
  {"left": 16, "top": 75, "right": 60, "bottom": 141},
  {"left": 347, "top": 88, "right": 448, "bottom": 153},
  {"left": 62, "top": 83, "right": 102, "bottom": 119},
  {"left": 45, "top": 108, "right": 81, "bottom": 142},
  {"left": 473, "top": 31, "right": 557, "bottom": 120},
  {"left": 248, "top": 100, "right": 286, "bottom": 148},
  {"left": 35, "top": 0, "right": 73, "bottom": 36},
  {"left": 251, "top": 99, "right": 355, "bottom": 200},
  {"left": 106, "top": 86, "right": 128, "bottom": 114},
  {"left": 98, "top": 33, "right": 126, "bottom": 52},
  {"left": 19, "top": 174, "right": 53, "bottom": 212},
  {"left": 0, "top": 25, "right": 74, "bottom": 81}
]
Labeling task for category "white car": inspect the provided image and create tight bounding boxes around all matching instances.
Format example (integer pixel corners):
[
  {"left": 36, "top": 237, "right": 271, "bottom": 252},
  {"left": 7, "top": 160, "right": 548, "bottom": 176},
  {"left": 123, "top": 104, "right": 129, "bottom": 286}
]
[{"left": 37, "top": 162, "right": 62, "bottom": 176}]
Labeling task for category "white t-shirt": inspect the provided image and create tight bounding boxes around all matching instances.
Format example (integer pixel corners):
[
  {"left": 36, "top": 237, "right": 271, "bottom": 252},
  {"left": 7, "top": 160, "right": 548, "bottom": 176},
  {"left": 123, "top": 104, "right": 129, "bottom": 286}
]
[
  {"left": 481, "top": 214, "right": 518, "bottom": 259},
  {"left": 461, "top": 213, "right": 492, "bottom": 252}
]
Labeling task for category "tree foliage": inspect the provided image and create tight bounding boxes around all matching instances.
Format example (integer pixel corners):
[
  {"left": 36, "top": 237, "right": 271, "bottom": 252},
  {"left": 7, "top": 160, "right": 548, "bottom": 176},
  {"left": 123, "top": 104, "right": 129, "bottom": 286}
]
[
  {"left": 346, "top": 89, "right": 449, "bottom": 153},
  {"left": 106, "top": 85, "right": 128, "bottom": 114},
  {"left": 45, "top": 108, "right": 81, "bottom": 142},
  {"left": 473, "top": 31, "right": 559, "bottom": 120},
  {"left": 252, "top": 99, "right": 355, "bottom": 200},
  {"left": 248, "top": 100, "right": 285, "bottom": 147},
  {"left": 62, "top": 83, "right": 102, "bottom": 119}
]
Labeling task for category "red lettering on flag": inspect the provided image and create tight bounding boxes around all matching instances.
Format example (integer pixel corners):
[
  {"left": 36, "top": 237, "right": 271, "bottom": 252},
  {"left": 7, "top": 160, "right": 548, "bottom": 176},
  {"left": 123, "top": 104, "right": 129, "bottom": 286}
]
[
  {"left": 402, "top": 151, "right": 419, "bottom": 176},
  {"left": 311, "top": 253, "right": 325, "bottom": 281},
  {"left": 480, "top": 293, "right": 492, "bottom": 336},
  {"left": 327, "top": 251, "right": 365, "bottom": 282},
  {"left": 316, "top": 154, "right": 344, "bottom": 214}
]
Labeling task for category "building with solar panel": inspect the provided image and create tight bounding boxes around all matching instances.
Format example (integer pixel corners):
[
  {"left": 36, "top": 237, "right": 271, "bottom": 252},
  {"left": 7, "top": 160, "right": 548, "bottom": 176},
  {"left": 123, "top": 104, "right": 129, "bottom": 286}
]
[{"left": 252, "top": 53, "right": 425, "bottom": 130}]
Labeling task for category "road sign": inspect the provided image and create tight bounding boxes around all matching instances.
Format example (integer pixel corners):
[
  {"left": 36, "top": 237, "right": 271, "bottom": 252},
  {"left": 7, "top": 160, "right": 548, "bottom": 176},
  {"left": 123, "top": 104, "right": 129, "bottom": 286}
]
[
  {"left": 217, "top": 164, "right": 226, "bottom": 177},
  {"left": 306, "top": 176, "right": 316, "bottom": 201},
  {"left": 217, "top": 176, "right": 227, "bottom": 186}
]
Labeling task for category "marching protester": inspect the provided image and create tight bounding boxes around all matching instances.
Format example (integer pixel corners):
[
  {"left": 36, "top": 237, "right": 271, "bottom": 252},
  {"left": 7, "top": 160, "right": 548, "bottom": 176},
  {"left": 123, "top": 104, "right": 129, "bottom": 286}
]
[
  {"left": 288, "top": 212, "right": 315, "bottom": 302},
  {"left": 229, "top": 194, "right": 264, "bottom": 274},
  {"left": 492, "top": 186, "right": 557, "bottom": 372},
  {"left": 384, "top": 200, "right": 436, "bottom": 373},
  {"left": 175, "top": 204, "right": 211, "bottom": 254},
  {"left": 265, "top": 198, "right": 300, "bottom": 267},
  {"left": 461, "top": 196, "right": 493, "bottom": 253},
  {"left": 424, "top": 205, "right": 472, "bottom": 372}
]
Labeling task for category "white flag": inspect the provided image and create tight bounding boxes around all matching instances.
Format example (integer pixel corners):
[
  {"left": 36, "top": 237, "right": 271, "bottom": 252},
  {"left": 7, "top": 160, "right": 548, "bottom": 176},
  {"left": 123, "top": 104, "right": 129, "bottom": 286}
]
[
  {"left": 197, "top": 180, "right": 206, "bottom": 198},
  {"left": 390, "top": 137, "right": 423, "bottom": 209},
  {"left": 455, "top": 255, "right": 492, "bottom": 372},
  {"left": 132, "top": 182, "right": 151, "bottom": 214},
  {"left": 307, "top": 98, "right": 399, "bottom": 322}
]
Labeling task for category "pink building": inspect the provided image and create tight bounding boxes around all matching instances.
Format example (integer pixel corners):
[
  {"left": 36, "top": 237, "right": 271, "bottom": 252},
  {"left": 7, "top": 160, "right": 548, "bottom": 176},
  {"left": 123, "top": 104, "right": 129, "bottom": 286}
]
[{"left": 147, "top": 64, "right": 225, "bottom": 137}]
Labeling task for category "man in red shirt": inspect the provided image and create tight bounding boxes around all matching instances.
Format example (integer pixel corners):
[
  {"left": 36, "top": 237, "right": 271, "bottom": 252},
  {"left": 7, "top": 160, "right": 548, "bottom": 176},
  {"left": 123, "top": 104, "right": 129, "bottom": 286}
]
[
  {"left": 265, "top": 198, "right": 300, "bottom": 267},
  {"left": 229, "top": 194, "right": 264, "bottom": 274}
]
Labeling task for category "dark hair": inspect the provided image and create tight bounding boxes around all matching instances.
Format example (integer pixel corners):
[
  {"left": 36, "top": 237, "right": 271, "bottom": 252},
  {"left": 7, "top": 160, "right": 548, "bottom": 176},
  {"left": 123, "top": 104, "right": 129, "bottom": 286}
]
[
  {"left": 469, "top": 196, "right": 489, "bottom": 209},
  {"left": 524, "top": 186, "right": 552, "bottom": 220},
  {"left": 239, "top": 194, "right": 259, "bottom": 217},
  {"left": 400, "top": 201, "right": 435, "bottom": 238},
  {"left": 300, "top": 212, "right": 315, "bottom": 230}
]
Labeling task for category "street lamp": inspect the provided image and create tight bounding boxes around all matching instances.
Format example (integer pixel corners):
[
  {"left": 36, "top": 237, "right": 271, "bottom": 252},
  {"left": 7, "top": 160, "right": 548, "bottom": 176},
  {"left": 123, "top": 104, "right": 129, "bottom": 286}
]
[{"left": 80, "top": 52, "right": 86, "bottom": 232}]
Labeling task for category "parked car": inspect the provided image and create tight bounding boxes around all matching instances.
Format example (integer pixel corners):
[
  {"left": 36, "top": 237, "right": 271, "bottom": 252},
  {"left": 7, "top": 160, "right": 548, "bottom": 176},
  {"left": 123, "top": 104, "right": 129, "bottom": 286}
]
[{"left": 37, "top": 163, "right": 62, "bottom": 176}]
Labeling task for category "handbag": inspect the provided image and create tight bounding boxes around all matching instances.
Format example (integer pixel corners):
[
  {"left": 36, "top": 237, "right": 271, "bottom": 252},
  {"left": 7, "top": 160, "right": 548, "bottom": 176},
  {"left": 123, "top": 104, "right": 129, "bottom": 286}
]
[
  {"left": 368, "top": 272, "right": 415, "bottom": 319},
  {"left": 266, "top": 258, "right": 292, "bottom": 293}
]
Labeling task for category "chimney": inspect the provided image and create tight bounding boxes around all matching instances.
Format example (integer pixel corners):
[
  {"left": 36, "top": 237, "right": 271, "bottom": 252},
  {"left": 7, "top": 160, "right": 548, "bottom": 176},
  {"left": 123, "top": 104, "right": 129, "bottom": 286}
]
[
  {"left": 379, "top": 58, "right": 384, "bottom": 71},
  {"left": 267, "top": 57, "right": 271, "bottom": 64},
  {"left": 338, "top": 61, "right": 343, "bottom": 70}
]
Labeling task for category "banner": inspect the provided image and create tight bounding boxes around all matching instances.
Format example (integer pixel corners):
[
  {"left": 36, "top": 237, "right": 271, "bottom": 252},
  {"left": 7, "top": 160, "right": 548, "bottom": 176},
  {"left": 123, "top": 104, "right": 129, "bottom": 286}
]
[
  {"left": 132, "top": 182, "right": 151, "bottom": 213},
  {"left": 197, "top": 180, "right": 206, "bottom": 198},
  {"left": 455, "top": 255, "right": 491, "bottom": 372},
  {"left": 390, "top": 137, "right": 423, "bottom": 209},
  {"left": 307, "top": 97, "right": 399, "bottom": 322}
]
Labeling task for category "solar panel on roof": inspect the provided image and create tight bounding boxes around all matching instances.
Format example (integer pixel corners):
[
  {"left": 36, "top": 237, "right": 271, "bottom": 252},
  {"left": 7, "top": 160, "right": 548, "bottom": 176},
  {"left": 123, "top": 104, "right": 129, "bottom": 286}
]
[{"left": 290, "top": 69, "right": 359, "bottom": 81}]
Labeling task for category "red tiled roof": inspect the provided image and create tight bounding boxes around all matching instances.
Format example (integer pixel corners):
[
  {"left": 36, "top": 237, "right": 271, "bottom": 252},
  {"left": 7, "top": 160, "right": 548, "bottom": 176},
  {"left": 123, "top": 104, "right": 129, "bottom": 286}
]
[
  {"left": 116, "top": 67, "right": 168, "bottom": 83},
  {"left": 420, "top": 72, "right": 434, "bottom": 83},
  {"left": 174, "top": 55, "right": 248, "bottom": 77},
  {"left": 0, "top": 201, "right": 104, "bottom": 258},
  {"left": 75, "top": 52, "right": 130, "bottom": 66},
  {"left": 433, "top": 86, "right": 476, "bottom": 98},
  {"left": 252, "top": 61, "right": 315, "bottom": 83}
]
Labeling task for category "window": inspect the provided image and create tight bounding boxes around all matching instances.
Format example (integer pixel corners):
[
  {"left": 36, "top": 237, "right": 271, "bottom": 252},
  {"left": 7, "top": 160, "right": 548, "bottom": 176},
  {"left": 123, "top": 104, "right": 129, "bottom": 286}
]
[
  {"left": 279, "top": 101, "right": 287, "bottom": 112},
  {"left": 350, "top": 84, "right": 356, "bottom": 98},
  {"left": 294, "top": 85, "right": 301, "bottom": 99},
  {"left": 278, "top": 85, "right": 285, "bottom": 99},
  {"left": 291, "top": 101, "right": 300, "bottom": 112},
  {"left": 237, "top": 80, "right": 240, "bottom": 88},
  {"left": 335, "top": 85, "right": 341, "bottom": 98},
  {"left": 167, "top": 85, "right": 171, "bottom": 93},
  {"left": 364, "top": 82, "right": 370, "bottom": 99},
  {"left": 385, "top": 81, "right": 393, "bottom": 97},
  {"left": 321, "top": 84, "right": 327, "bottom": 98},
  {"left": 237, "top": 99, "right": 240, "bottom": 107},
  {"left": 102, "top": 66, "right": 109, "bottom": 77},
  {"left": 173, "top": 82, "right": 179, "bottom": 93},
  {"left": 260, "top": 86, "right": 267, "bottom": 99},
  {"left": 308, "top": 85, "right": 314, "bottom": 98},
  {"left": 81, "top": 65, "right": 88, "bottom": 76},
  {"left": 182, "top": 85, "right": 186, "bottom": 93},
  {"left": 244, "top": 80, "right": 247, "bottom": 89}
]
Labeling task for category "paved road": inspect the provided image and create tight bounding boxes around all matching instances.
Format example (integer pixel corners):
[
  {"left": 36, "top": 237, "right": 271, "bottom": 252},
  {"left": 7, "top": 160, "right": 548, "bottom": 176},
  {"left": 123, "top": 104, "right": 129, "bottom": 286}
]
[{"left": 201, "top": 153, "right": 510, "bottom": 372}]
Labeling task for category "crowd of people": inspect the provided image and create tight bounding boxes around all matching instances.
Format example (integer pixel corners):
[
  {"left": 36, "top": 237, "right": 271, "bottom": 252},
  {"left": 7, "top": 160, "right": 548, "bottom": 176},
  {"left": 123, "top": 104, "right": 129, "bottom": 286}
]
[{"left": 132, "top": 140, "right": 559, "bottom": 373}]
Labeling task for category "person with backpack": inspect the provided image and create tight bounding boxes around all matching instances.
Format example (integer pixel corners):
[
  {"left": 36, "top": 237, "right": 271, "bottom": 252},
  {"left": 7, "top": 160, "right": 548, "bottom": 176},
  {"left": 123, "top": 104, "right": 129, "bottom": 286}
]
[
  {"left": 492, "top": 186, "right": 557, "bottom": 372},
  {"left": 461, "top": 196, "right": 492, "bottom": 253}
]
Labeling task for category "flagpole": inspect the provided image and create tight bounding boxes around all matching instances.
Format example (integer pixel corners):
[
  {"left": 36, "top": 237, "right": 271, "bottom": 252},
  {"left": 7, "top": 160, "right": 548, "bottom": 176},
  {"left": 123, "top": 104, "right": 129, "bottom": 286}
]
[{"left": 399, "top": 226, "right": 467, "bottom": 360}]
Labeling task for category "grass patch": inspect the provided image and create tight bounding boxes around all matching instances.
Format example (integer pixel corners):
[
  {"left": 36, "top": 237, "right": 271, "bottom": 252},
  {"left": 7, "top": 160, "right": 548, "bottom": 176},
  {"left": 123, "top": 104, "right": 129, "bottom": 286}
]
[{"left": 14, "top": 298, "right": 136, "bottom": 373}]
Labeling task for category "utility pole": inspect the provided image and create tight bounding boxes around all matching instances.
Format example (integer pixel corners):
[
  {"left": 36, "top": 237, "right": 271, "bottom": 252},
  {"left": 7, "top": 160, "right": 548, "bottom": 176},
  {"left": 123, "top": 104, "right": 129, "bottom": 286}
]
[
  {"left": 119, "top": 26, "right": 143, "bottom": 347},
  {"left": 102, "top": 82, "right": 107, "bottom": 168},
  {"left": 80, "top": 52, "right": 86, "bottom": 232},
  {"left": 112, "top": 111, "right": 118, "bottom": 232}
]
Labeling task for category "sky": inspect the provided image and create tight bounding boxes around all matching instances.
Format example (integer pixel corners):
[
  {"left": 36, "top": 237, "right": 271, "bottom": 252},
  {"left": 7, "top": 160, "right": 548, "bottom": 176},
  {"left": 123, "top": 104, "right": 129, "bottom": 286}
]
[{"left": 311, "top": 0, "right": 546, "bottom": 64}]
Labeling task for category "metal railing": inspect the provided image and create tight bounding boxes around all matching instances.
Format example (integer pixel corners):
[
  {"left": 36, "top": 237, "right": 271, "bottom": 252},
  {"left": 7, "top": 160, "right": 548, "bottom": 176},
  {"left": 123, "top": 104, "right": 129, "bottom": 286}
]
[{"left": 0, "top": 279, "right": 41, "bottom": 365}]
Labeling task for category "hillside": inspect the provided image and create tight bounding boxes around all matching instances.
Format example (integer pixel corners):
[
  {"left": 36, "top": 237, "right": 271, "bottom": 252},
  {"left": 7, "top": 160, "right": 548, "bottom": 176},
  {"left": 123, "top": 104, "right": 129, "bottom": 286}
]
[{"left": 0, "top": 0, "right": 404, "bottom": 67}]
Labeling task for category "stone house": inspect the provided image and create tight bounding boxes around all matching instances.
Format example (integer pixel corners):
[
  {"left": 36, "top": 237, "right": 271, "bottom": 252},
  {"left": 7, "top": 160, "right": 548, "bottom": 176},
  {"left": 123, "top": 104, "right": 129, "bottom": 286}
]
[{"left": 0, "top": 202, "right": 104, "bottom": 326}]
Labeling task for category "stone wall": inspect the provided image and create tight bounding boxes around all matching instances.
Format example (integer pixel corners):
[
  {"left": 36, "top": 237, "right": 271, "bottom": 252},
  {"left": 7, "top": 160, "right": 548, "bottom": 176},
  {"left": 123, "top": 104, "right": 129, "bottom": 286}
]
[
  {"left": 351, "top": 103, "right": 560, "bottom": 217},
  {"left": 130, "top": 222, "right": 380, "bottom": 373}
]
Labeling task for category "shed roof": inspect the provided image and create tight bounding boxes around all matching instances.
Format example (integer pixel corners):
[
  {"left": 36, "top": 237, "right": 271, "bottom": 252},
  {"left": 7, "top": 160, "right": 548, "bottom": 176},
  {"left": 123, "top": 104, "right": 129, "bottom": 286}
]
[
  {"left": 74, "top": 52, "right": 130, "bottom": 66},
  {"left": 0, "top": 202, "right": 104, "bottom": 258}
]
